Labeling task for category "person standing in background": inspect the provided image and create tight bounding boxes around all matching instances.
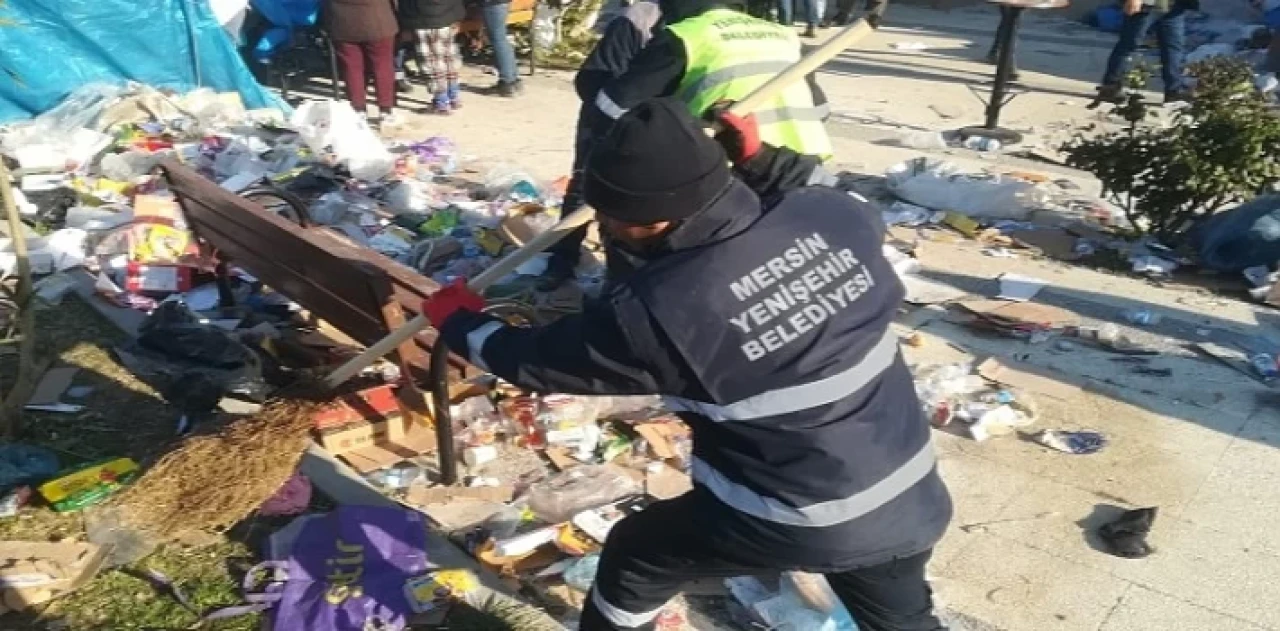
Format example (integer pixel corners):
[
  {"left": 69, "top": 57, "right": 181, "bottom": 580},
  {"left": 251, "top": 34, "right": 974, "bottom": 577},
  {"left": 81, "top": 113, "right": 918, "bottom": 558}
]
[
  {"left": 401, "top": 0, "right": 466, "bottom": 113},
  {"left": 539, "top": 0, "right": 664, "bottom": 289},
  {"left": 1095, "top": 0, "right": 1195, "bottom": 105},
  {"left": 776, "top": 0, "right": 821, "bottom": 37},
  {"left": 822, "top": 0, "right": 886, "bottom": 27},
  {"left": 477, "top": 0, "right": 523, "bottom": 96},
  {"left": 324, "top": 0, "right": 402, "bottom": 124}
]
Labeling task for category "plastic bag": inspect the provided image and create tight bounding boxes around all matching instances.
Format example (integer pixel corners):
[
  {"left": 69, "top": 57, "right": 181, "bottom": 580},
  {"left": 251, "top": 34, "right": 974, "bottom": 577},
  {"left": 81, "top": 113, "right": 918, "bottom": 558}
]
[
  {"left": 525, "top": 465, "right": 641, "bottom": 523},
  {"left": 1188, "top": 194, "right": 1280, "bottom": 272},
  {"left": 484, "top": 165, "right": 543, "bottom": 202},
  {"left": 386, "top": 179, "right": 437, "bottom": 214},
  {"left": 0, "top": 444, "right": 60, "bottom": 493},
  {"left": 289, "top": 100, "right": 393, "bottom": 180},
  {"left": 532, "top": 5, "right": 562, "bottom": 49},
  {"left": 885, "top": 157, "right": 1047, "bottom": 220}
]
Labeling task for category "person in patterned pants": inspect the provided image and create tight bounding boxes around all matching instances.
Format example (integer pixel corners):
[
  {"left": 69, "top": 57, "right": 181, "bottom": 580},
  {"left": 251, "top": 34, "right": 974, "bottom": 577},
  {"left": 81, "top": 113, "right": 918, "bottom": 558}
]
[
  {"left": 415, "top": 27, "right": 462, "bottom": 113},
  {"left": 399, "top": 0, "right": 465, "bottom": 113}
]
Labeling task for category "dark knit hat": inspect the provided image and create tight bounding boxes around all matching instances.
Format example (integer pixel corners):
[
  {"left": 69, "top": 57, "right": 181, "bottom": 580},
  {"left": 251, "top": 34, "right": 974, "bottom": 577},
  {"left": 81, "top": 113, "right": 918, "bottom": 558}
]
[{"left": 583, "top": 98, "right": 731, "bottom": 225}]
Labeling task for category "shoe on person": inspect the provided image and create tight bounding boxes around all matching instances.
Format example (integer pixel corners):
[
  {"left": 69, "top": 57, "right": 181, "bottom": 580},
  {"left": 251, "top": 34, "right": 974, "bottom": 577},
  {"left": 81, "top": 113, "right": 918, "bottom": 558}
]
[
  {"left": 1164, "top": 90, "right": 1193, "bottom": 105},
  {"left": 447, "top": 82, "right": 462, "bottom": 110},
  {"left": 396, "top": 79, "right": 413, "bottom": 94},
  {"left": 497, "top": 80, "right": 524, "bottom": 98},
  {"left": 803, "top": 25, "right": 817, "bottom": 38},
  {"left": 430, "top": 94, "right": 452, "bottom": 115},
  {"left": 1087, "top": 83, "right": 1125, "bottom": 109}
]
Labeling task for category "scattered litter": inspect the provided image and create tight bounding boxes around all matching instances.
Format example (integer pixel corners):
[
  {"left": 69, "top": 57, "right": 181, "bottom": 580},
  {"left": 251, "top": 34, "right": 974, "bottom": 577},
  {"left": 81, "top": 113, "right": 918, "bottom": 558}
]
[
  {"left": 0, "top": 487, "right": 32, "bottom": 518},
  {"left": 726, "top": 575, "right": 857, "bottom": 631},
  {"left": 258, "top": 473, "right": 313, "bottom": 516},
  {"left": 962, "top": 136, "right": 1001, "bottom": 152},
  {"left": 25, "top": 367, "right": 81, "bottom": 411},
  {"left": 882, "top": 201, "right": 942, "bottom": 226},
  {"left": 996, "top": 273, "right": 1048, "bottom": 302},
  {"left": 525, "top": 465, "right": 640, "bottom": 524},
  {"left": 1035, "top": 429, "right": 1108, "bottom": 454},
  {"left": 1249, "top": 352, "right": 1279, "bottom": 381},
  {"left": 982, "top": 247, "right": 1016, "bottom": 258},
  {"left": 1129, "top": 254, "right": 1178, "bottom": 276},
  {"left": 895, "top": 131, "right": 948, "bottom": 150},
  {"left": 1120, "top": 308, "right": 1162, "bottom": 326},
  {"left": 1097, "top": 507, "right": 1158, "bottom": 558},
  {"left": 890, "top": 41, "right": 931, "bottom": 50},
  {"left": 977, "top": 356, "right": 1082, "bottom": 401}
]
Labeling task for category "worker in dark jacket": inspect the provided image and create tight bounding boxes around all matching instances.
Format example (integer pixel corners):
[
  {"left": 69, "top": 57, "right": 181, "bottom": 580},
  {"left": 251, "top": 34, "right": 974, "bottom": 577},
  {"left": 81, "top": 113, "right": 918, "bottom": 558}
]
[
  {"left": 400, "top": 0, "right": 467, "bottom": 112},
  {"left": 540, "top": 0, "right": 665, "bottom": 289},
  {"left": 591, "top": 0, "right": 848, "bottom": 159},
  {"left": 422, "top": 98, "right": 953, "bottom": 631}
]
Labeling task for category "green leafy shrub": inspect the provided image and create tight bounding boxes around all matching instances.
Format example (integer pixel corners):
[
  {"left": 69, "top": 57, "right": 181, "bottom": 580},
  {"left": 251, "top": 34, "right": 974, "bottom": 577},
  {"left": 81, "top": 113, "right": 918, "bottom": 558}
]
[{"left": 1062, "top": 57, "right": 1280, "bottom": 242}]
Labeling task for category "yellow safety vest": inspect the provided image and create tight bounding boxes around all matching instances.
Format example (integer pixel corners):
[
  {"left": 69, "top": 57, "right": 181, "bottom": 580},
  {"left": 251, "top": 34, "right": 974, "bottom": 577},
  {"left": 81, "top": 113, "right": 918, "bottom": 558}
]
[{"left": 668, "top": 9, "right": 834, "bottom": 160}]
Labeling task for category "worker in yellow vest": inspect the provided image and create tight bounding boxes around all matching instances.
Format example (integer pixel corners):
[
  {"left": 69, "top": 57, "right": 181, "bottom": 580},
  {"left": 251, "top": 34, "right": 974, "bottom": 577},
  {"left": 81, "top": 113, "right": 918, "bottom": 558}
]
[{"left": 591, "top": 0, "right": 853, "bottom": 161}]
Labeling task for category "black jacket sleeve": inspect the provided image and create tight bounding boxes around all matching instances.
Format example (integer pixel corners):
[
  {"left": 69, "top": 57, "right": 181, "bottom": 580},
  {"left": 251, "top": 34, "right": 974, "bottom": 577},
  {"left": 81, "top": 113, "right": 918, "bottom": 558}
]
[
  {"left": 733, "top": 144, "right": 833, "bottom": 199},
  {"left": 575, "top": 18, "right": 650, "bottom": 103},
  {"left": 594, "top": 30, "right": 687, "bottom": 125},
  {"left": 437, "top": 297, "right": 669, "bottom": 395}
]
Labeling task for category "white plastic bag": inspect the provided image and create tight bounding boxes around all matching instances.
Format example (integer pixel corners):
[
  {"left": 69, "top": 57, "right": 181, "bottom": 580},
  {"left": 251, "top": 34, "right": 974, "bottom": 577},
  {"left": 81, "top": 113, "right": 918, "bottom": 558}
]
[
  {"left": 532, "top": 5, "right": 561, "bottom": 50},
  {"left": 289, "top": 100, "right": 393, "bottom": 181},
  {"left": 885, "top": 157, "right": 1047, "bottom": 220}
]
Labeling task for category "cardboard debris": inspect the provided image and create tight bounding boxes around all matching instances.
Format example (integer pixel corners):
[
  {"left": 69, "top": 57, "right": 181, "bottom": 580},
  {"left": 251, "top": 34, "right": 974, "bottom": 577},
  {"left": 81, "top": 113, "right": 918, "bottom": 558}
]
[
  {"left": 318, "top": 415, "right": 437, "bottom": 474},
  {"left": 996, "top": 273, "right": 1048, "bottom": 302},
  {"left": 1009, "top": 229, "right": 1081, "bottom": 260},
  {"left": 957, "top": 300, "right": 1078, "bottom": 329},
  {"left": 645, "top": 465, "right": 693, "bottom": 501},
  {"left": 632, "top": 420, "right": 690, "bottom": 462},
  {"left": 977, "top": 357, "right": 1083, "bottom": 401},
  {"left": 0, "top": 541, "right": 105, "bottom": 614},
  {"left": 405, "top": 484, "right": 515, "bottom": 505},
  {"left": 543, "top": 446, "right": 580, "bottom": 471}
]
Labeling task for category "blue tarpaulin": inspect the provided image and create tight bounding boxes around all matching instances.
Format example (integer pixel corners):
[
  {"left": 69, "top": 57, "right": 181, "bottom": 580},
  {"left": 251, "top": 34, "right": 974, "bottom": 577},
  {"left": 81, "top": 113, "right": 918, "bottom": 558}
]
[{"left": 0, "top": 0, "right": 283, "bottom": 123}]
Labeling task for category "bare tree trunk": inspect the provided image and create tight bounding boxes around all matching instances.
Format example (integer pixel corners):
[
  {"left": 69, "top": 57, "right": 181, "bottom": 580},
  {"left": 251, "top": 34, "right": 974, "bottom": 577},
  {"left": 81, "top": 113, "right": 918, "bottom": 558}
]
[{"left": 0, "top": 160, "right": 37, "bottom": 439}]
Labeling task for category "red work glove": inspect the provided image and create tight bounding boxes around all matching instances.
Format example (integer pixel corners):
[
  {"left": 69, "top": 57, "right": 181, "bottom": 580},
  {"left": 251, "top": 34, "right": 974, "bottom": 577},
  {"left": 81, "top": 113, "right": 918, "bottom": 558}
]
[
  {"left": 707, "top": 104, "right": 762, "bottom": 165},
  {"left": 422, "top": 278, "right": 485, "bottom": 328}
]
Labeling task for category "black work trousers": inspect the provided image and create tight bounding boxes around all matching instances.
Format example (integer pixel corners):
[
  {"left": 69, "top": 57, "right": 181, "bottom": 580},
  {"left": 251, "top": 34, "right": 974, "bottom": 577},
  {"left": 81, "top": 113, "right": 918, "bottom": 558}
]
[{"left": 579, "top": 489, "right": 947, "bottom": 631}]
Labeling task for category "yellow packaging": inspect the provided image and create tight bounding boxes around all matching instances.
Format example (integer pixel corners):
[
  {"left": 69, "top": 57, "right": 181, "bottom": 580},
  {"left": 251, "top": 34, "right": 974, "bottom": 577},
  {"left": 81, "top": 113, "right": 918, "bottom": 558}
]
[
  {"left": 472, "top": 228, "right": 506, "bottom": 257},
  {"left": 38, "top": 458, "right": 139, "bottom": 504},
  {"left": 942, "top": 211, "right": 980, "bottom": 238}
]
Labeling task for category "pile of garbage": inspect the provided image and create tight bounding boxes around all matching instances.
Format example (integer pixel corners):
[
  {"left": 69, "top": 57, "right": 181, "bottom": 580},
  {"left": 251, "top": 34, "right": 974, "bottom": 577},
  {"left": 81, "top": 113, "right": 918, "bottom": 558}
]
[
  {"left": 880, "top": 157, "right": 1190, "bottom": 277},
  {"left": 0, "top": 82, "right": 594, "bottom": 311}
]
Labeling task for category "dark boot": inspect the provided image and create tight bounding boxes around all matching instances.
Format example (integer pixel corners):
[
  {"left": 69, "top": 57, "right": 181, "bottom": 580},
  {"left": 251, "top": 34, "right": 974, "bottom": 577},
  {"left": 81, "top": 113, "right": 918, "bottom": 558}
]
[
  {"left": 497, "top": 80, "right": 524, "bottom": 98},
  {"left": 803, "top": 24, "right": 817, "bottom": 38},
  {"left": 1164, "top": 90, "right": 1193, "bottom": 105},
  {"left": 1087, "top": 84, "right": 1125, "bottom": 109},
  {"left": 396, "top": 79, "right": 413, "bottom": 93}
]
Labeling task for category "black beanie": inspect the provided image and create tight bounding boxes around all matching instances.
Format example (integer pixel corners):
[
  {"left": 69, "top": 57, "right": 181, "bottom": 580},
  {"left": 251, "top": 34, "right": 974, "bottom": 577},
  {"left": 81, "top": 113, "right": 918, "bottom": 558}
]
[{"left": 583, "top": 98, "right": 731, "bottom": 225}]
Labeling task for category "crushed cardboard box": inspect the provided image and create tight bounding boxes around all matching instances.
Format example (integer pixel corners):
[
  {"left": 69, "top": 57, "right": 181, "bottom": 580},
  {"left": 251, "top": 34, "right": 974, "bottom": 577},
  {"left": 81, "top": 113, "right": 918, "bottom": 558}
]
[{"left": 0, "top": 541, "right": 105, "bottom": 614}]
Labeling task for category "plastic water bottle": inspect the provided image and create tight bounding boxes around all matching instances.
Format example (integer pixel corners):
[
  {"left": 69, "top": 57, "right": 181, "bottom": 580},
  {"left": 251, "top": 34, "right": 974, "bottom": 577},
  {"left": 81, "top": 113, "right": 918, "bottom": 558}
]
[
  {"left": 1121, "top": 309, "right": 1162, "bottom": 326},
  {"left": 1250, "top": 353, "right": 1278, "bottom": 381},
  {"left": 963, "top": 136, "right": 1002, "bottom": 152}
]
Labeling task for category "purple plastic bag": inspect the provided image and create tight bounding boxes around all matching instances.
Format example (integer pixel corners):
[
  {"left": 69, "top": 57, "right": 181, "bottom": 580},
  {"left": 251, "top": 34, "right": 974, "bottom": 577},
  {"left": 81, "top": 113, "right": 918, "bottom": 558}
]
[{"left": 237, "top": 506, "right": 430, "bottom": 631}]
